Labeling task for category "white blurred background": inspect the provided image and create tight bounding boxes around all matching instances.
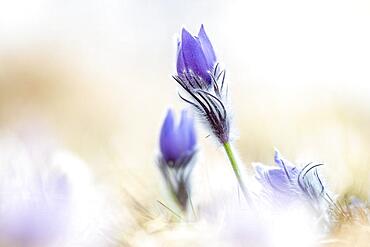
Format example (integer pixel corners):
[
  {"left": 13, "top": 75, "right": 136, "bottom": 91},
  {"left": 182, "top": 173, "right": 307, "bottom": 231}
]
[{"left": 1, "top": 0, "right": 370, "bottom": 92}]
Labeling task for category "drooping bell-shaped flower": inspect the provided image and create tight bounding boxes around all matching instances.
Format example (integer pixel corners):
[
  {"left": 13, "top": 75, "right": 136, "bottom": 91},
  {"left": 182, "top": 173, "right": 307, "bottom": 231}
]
[
  {"left": 177, "top": 25, "right": 217, "bottom": 85},
  {"left": 158, "top": 108, "right": 197, "bottom": 211},
  {"left": 160, "top": 108, "right": 196, "bottom": 166}
]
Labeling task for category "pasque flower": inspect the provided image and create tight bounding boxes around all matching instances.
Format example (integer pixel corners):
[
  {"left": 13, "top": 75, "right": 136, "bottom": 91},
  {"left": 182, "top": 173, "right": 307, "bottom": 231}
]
[
  {"left": 160, "top": 109, "right": 196, "bottom": 165},
  {"left": 254, "top": 150, "right": 330, "bottom": 211},
  {"left": 173, "top": 25, "right": 252, "bottom": 205},
  {"left": 173, "top": 25, "right": 229, "bottom": 144},
  {"left": 158, "top": 109, "right": 197, "bottom": 211},
  {"left": 177, "top": 25, "right": 217, "bottom": 84}
]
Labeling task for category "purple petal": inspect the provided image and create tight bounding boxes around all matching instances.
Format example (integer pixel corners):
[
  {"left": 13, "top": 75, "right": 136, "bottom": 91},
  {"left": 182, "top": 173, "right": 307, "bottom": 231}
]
[
  {"left": 198, "top": 24, "right": 217, "bottom": 69},
  {"left": 159, "top": 110, "right": 188, "bottom": 162},
  {"left": 160, "top": 111, "right": 174, "bottom": 154},
  {"left": 266, "top": 169, "right": 291, "bottom": 189},
  {"left": 160, "top": 109, "right": 175, "bottom": 141},
  {"left": 274, "top": 148, "right": 298, "bottom": 176},
  {"left": 159, "top": 109, "right": 197, "bottom": 163},
  {"left": 256, "top": 164, "right": 290, "bottom": 189},
  {"left": 254, "top": 164, "right": 266, "bottom": 178},
  {"left": 176, "top": 41, "right": 186, "bottom": 76},
  {"left": 160, "top": 109, "right": 179, "bottom": 162},
  {"left": 274, "top": 149, "right": 284, "bottom": 168},
  {"left": 180, "top": 28, "right": 210, "bottom": 82},
  {"left": 179, "top": 110, "right": 196, "bottom": 151}
]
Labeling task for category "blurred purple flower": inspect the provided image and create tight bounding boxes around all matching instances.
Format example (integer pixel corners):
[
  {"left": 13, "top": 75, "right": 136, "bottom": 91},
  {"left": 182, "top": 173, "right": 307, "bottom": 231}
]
[
  {"left": 255, "top": 149, "right": 327, "bottom": 209},
  {"left": 177, "top": 25, "right": 217, "bottom": 84},
  {"left": 221, "top": 210, "right": 273, "bottom": 247},
  {"left": 0, "top": 172, "right": 70, "bottom": 246},
  {"left": 158, "top": 109, "right": 197, "bottom": 211},
  {"left": 160, "top": 108, "right": 196, "bottom": 166}
]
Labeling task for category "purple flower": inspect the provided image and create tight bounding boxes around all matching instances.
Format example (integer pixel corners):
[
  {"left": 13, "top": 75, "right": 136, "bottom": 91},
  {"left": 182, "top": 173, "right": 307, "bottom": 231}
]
[
  {"left": 177, "top": 25, "right": 217, "bottom": 84},
  {"left": 158, "top": 109, "right": 197, "bottom": 211},
  {"left": 173, "top": 25, "right": 230, "bottom": 144},
  {"left": 255, "top": 150, "right": 327, "bottom": 209},
  {"left": 160, "top": 108, "right": 196, "bottom": 165},
  {"left": 0, "top": 172, "right": 70, "bottom": 246},
  {"left": 255, "top": 150, "right": 300, "bottom": 203}
]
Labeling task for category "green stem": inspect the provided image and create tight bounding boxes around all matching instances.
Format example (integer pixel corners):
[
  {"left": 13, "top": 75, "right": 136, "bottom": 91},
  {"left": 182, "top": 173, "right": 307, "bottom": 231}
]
[{"left": 223, "top": 142, "right": 253, "bottom": 206}]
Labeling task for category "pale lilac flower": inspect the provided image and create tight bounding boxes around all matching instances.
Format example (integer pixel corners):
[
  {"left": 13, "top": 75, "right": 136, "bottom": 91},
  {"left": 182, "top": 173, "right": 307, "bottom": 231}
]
[
  {"left": 254, "top": 149, "right": 328, "bottom": 210},
  {"left": 0, "top": 160, "right": 70, "bottom": 247},
  {"left": 220, "top": 210, "right": 273, "bottom": 247},
  {"left": 0, "top": 133, "right": 121, "bottom": 247}
]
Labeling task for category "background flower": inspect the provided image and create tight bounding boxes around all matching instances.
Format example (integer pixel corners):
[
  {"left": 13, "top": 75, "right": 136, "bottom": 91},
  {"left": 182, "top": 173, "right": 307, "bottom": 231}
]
[
  {"left": 160, "top": 109, "right": 196, "bottom": 165},
  {"left": 158, "top": 109, "right": 197, "bottom": 211},
  {"left": 254, "top": 150, "right": 328, "bottom": 211},
  {"left": 0, "top": 133, "right": 123, "bottom": 247},
  {"left": 0, "top": 137, "right": 70, "bottom": 246}
]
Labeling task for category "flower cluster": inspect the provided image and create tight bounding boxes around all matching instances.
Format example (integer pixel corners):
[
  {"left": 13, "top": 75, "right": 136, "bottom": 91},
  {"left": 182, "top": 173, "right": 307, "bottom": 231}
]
[
  {"left": 157, "top": 25, "right": 334, "bottom": 215},
  {"left": 154, "top": 26, "right": 368, "bottom": 247}
]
